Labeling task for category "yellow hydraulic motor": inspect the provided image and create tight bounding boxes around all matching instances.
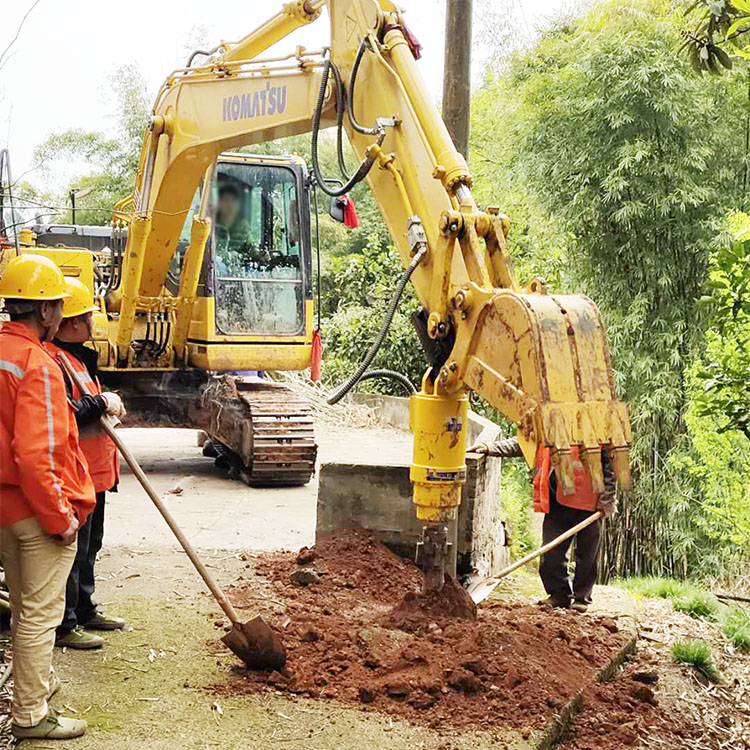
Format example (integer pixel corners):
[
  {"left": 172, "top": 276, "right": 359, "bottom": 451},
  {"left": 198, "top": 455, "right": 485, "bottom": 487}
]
[{"left": 410, "top": 372, "right": 469, "bottom": 593}]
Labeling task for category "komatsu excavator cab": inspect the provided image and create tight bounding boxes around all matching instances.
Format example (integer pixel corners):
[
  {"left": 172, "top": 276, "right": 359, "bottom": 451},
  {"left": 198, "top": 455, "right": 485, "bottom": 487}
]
[{"left": 165, "top": 153, "right": 316, "bottom": 372}]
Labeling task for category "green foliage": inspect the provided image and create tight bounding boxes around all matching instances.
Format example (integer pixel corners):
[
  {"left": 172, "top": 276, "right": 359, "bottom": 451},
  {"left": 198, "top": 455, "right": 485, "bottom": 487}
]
[
  {"left": 673, "top": 589, "right": 722, "bottom": 619},
  {"left": 722, "top": 606, "right": 750, "bottom": 650},
  {"left": 320, "top": 234, "right": 424, "bottom": 395},
  {"left": 671, "top": 639, "right": 723, "bottom": 682},
  {"left": 693, "top": 212, "right": 750, "bottom": 439},
  {"left": 472, "top": 0, "right": 749, "bottom": 578},
  {"left": 680, "top": 1, "right": 750, "bottom": 73},
  {"left": 498, "top": 461, "right": 537, "bottom": 557},
  {"left": 618, "top": 576, "right": 721, "bottom": 619}
]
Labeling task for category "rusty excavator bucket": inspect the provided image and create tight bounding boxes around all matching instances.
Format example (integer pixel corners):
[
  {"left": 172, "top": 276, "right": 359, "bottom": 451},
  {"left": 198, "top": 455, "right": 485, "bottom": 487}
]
[
  {"left": 422, "top": 208, "right": 632, "bottom": 495},
  {"left": 458, "top": 285, "right": 632, "bottom": 494}
]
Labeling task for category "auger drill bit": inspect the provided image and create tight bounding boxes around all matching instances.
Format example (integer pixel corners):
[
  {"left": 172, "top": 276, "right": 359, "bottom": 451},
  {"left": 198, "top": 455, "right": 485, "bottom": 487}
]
[{"left": 420, "top": 524, "right": 448, "bottom": 595}]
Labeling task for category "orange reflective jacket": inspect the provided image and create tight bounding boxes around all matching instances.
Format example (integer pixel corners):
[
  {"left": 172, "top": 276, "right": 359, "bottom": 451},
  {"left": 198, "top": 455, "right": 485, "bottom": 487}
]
[
  {"left": 0, "top": 322, "right": 96, "bottom": 534},
  {"left": 46, "top": 342, "right": 119, "bottom": 494},
  {"left": 532, "top": 445, "right": 599, "bottom": 514}
]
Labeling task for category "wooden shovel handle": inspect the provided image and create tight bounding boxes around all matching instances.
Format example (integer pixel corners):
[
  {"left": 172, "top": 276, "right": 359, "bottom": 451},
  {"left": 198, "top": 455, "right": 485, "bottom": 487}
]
[
  {"left": 494, "top": 510, "right": 602, "bottom": 581},
  {"left": 468, "top": 510, "right": 603, "bottom": 602},
  {"left": 58, "top": 353, "right": 240, "bottom": 626}
]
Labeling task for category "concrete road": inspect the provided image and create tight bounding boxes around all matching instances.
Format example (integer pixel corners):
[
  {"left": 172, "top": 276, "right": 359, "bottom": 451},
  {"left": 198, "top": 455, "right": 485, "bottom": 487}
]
[{"left": 107, "top": 422, "right": 413, "bottom": 552}]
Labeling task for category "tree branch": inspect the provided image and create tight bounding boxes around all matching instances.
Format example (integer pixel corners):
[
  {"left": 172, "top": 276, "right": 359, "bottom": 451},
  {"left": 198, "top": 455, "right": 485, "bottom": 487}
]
[{"left": 0, "top": 0, "right": 43, "bottom": 68}]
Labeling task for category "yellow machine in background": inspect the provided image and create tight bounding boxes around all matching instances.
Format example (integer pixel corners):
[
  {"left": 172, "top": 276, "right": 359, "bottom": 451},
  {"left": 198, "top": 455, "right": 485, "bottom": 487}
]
[{"left": 5, "top": 0, "right": 632, "bottom": 590}]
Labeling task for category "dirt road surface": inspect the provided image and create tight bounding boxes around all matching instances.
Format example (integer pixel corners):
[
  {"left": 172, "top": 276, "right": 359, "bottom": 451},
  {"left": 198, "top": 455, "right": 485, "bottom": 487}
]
[
  {"left": 110, "top": 424, "right": 413, "bottom": 551},
  {"left": 10, "top": 424, "right": 744, "bottom": 749}
]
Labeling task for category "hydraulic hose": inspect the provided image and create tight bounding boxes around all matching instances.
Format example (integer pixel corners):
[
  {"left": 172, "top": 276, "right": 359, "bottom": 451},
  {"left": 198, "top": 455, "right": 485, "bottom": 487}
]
[
  {"left": 311, "top": 56, "right": 380, "bottom": 197},
  {"left": 327, "top": 245, "right": 426, "bottom": 405},
  {"left": 347, "top": 38, "right": 380, "bottom": 136},
  {"left": 356, "top": 369, "right": 416, "bottom": 395}
]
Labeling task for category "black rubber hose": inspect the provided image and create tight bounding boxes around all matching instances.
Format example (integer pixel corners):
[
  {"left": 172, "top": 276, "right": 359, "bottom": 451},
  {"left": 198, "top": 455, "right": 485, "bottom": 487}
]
[
  {"left": 311, "top": 57, "right": 379, "bottom": 197},
  {"left": 327, "top": 61, "right": 352, "bottom": 182},
  {"left": 348, "top": 38, "right": 380, "bottom": 136},
  {"left": 356, "top": 369, "right": 416, "bottom": 395},
  {"left": 327, "top": 246, "right": 426, "bottom": 405},
  {"left": 312, "top": 185, "right": 322, "bottom": 330}
]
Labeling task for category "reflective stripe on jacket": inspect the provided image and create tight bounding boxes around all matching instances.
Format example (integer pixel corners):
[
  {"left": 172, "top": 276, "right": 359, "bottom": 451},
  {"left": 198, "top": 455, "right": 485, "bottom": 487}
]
[
  {"left": 46, "top": 342, "right": 119, "bottom": 494},
  {"left": 0, "top": 322, "right": 96, "bottom": 533},
  {"left": 532, "top": 444, "right": 600, "bottom": 514}
]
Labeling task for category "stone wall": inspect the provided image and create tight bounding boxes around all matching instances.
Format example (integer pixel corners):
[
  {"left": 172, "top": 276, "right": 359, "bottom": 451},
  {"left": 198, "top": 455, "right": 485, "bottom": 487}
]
[{"left": 316, "top": 453, "right": 511, "bottom": 577}]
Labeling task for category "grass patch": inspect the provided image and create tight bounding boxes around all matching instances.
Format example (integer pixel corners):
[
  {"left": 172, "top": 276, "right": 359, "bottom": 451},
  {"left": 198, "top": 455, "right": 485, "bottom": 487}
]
[
  {"left": 722, "top": 606, "right": 750, "bottom": 651},
  {"left": 672, "top": 589, "right": 721, "bottom": 620},
  {"left": 671, "top": 639, "right": 722, "bottom": 683},
  {"left": 617, "top": 576, "right": 720, "bottom": 620}
]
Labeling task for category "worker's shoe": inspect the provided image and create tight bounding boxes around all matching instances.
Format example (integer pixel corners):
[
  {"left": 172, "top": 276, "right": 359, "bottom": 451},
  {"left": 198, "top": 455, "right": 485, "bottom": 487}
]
[
  {"left": 48, "top": 673, "right": 62, "bottom": 699},
  {"left": 12, "top": 709, "right": 87, "bottom": 740},
  {"left": 84, "top": 610, "right": 125, "bottom": 631},
  {"left": 538, "top": 596, "right": 570, "bottom": 610},
  {"left": 570, "top": 600, "right": 589, "bottom": 614},
  {"left": 55, "top": 627, "right": 104, "bottom": 650}
]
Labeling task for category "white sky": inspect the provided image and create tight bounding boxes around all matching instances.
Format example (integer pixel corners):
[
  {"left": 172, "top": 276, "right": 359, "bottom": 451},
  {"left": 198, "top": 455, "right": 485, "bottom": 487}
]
[{"left": 1, "top": 0, "right": 572, "bottom": 191}]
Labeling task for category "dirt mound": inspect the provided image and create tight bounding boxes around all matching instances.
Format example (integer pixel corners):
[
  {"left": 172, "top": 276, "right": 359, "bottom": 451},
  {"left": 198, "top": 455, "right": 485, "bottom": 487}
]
[
  {"left": 561, "top": 661, "right": 700, "bottom": 749},
  {"left": 221, "top": 529, "right": 629, "bottom": 733},
  {"left": 251, "top": 528, "right": 421, "bottom": 605},
  {"left": 386, "top": 573, "right": 477, "bottom": 630}
]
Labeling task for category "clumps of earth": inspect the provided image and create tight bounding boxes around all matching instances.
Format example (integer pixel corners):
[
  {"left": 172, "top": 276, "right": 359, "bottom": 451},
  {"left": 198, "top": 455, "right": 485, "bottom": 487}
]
[{"left": 218, "top": 529, "right": 633, "bottom": 733}]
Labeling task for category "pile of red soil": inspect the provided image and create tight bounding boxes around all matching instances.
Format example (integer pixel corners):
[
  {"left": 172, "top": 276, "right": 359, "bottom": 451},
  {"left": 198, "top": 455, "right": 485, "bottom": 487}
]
[
  {"left": 561, "top": 662, "right": 700, "bottom": 749},
  {"left": 220, "top": 529, "right": 630, "bottom": 733}
]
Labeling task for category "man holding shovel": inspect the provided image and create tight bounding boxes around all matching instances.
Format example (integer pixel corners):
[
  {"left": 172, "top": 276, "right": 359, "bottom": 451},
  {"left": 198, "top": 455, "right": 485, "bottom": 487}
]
[
  {"left": 469, "top": 435, "right": 616, "bottom": 613},
  {"left": 0, "top": 254, "right": 95, "bottom": 741},
  {"left": 46, "top": 278, "right": 127, "bottom": 649}
]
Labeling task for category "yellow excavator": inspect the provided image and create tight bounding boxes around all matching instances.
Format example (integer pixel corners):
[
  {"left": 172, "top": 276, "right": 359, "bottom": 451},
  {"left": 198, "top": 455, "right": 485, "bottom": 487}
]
[{"left": 3, "top": 0, "right": 632, "bottom": 590}]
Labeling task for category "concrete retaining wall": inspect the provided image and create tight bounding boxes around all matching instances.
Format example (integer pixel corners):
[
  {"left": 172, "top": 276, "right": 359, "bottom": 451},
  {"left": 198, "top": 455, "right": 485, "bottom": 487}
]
[
  {"left": 317, "top": 395, "right": 511, "bottom": 576},
  {"left": 317, "top": 455, "right": 510, "bottom": 577}
]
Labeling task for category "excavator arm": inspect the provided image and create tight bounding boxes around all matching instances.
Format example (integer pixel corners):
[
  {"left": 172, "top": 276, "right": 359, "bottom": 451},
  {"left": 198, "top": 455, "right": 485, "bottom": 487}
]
[{"left": 111, "top": 0, "right": 631, "bottom": 589}]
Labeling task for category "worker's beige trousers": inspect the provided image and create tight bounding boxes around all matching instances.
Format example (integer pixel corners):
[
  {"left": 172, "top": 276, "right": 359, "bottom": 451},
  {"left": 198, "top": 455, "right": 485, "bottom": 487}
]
[{"left": 0, "top": 517, "right": 76, "bottom": 727}]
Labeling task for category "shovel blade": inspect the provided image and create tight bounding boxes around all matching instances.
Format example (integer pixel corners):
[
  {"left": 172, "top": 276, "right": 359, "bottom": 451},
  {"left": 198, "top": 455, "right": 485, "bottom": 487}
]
[{"left": 221, "top": 615, "right": 286, "bottom": 671}]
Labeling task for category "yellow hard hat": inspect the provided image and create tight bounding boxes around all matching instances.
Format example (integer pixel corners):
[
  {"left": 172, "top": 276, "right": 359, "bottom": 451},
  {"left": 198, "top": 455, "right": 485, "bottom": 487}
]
[
  {"left": 62, "top": 277, "right": 98, "bottom": 318},
  {"left": 0, "top": 253, "right": 70, "bottom": 301}
]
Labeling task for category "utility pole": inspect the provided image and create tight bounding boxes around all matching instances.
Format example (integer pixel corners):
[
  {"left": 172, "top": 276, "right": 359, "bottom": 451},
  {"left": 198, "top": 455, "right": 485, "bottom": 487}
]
[{"left": 442, "top": 0, "right": 473, "bottom": 160}]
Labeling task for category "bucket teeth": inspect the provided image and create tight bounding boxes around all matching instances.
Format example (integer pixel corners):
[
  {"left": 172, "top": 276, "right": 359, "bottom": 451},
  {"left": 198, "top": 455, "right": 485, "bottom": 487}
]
[
  {"left": 581, "top": 447, "right": 605, "bottom": 493},
  {"left": 612, "top": 447, "right": 632, "bottom": 490}
]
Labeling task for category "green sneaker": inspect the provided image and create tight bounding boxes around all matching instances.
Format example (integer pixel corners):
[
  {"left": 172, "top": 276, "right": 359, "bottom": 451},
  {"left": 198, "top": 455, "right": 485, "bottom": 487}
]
[
  {"left": 55, "top": 627, "right": 104, "bottom": 650},
  {"left": 12, "top": 709, "right": 87, "bottom": 740},
  {"left": 571, "top": 600, "right": 589, "bottom": 614},
  {"left": 84, "top": 611, "right": 125, "bottom": 631}
]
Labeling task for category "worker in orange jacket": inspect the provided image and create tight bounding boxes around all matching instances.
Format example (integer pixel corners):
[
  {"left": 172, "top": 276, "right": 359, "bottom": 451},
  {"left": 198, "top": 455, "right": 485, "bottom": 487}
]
[
  {"left": 46, "top": 278, "right": 127, "bottom": 650},
  {"left": 470, "top": 435, "right": 616, "bottom": 613},
  {"left": 0, "top": 254, "right": 95, "bottom": 741}
]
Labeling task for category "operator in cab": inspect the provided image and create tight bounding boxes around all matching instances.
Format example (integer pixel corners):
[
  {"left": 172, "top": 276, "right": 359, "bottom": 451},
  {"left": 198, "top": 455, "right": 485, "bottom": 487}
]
[
  {"left": 214, "top": 181, "right": 269, "bottom": 273},
  {"left": 45, "top": 278, "right": 127, "bottom": 650},
  {"left": 0, "top": 255, "right": 95, "bottom": 741},
  {"left": 469, "top": 435, "right": 616, "bottom": 613}
]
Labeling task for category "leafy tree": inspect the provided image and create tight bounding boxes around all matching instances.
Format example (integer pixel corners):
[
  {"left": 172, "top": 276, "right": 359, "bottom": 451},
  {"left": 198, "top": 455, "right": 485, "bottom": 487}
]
[
  {"left": 321, "top": 234, "right": 424, "bottom": 395},
  {"left": 679, "top": 0, "right": 750, "bottom": 73},
  {"left": 694, "top": 212, "right": 750, "bottom": 438},
  {"left": 32, "top": 65, "right": 150, "bottom": 225},
  {"left": 471, "top": 0, "right": 748, "bottom": 577}
]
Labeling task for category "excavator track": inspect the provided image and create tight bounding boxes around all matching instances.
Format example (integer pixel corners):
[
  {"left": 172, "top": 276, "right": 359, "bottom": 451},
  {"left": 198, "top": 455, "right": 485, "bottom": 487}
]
[
  {"left": 196, "top": 376, "right": 317, "bottom": 487},
  {"left": 235, "top": 379, "right": 317, "bottom": 486}
]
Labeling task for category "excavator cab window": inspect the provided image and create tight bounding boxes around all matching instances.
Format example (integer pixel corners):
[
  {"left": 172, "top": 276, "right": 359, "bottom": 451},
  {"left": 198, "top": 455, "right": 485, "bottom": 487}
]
[{"left": 212, "top": 161, "right": 305, "bottom": 336}]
